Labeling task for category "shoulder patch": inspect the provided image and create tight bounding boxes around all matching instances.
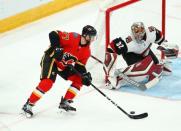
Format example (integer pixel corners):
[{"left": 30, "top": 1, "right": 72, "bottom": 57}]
[
  {"left": 126, "top": 36, "right": 132, "bottom": 43},
  {"left": 148, "top": 26, "right": 156, "bottom": 32},
  {"left": 72, "top": 32, "right": 79, "bottom": 38}
]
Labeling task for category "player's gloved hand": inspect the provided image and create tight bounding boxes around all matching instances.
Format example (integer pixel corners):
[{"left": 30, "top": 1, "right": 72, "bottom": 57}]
[
  {"left": 53, "top": 47, "right": 64, "bottom": 61},
  {"left": 157, "top": 42, "right": 179, "bottom": 59},
  {"left": 110, "top": 37, "right": 126, "bottom": 55},
  {"left": 82, "top": 72, "right": 92, "bottom": 86},
  {"left": 113, "top": 37, "right": 123, "bottom": 44}
]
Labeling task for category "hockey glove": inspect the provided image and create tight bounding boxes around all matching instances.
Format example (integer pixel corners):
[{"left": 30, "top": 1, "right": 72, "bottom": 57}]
[
  {"left": 53, "top": 47, "right": 64, "bottom": 61},
  {"left": 113, "top": 37, "right": 123, "bottom": 44},
  {"left": 82, "top": 72, "right": 92, "bottom": 86},
  {"left": 111, "top": 37, "right": 127, "bottom": 55},
  {"left": 157, "top": 43, "right": 179, "bottom": 59}
]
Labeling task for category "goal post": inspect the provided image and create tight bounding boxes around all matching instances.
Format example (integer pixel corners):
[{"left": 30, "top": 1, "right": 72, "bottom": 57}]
[{"left": 105, "top": 0, "right": 166, "bottom": 50}]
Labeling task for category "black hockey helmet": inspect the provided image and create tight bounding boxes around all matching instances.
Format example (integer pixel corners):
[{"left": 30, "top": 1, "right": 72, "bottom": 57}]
[{"left": 82, "top": 25, "right": 97, "bottom": 37}]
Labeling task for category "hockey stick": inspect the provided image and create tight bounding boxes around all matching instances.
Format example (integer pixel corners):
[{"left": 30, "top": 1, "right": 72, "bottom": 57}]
[
  {"left": 90, "top": 55, "right": 109, "bottom": 80},
  {"left": 91, "top": 55, "right": 159, "bottom": 90},
  {"left": 67, "top": 64, "right": 148, "bottom": 119},
  {"left": 116, "top": 69, "right": 160, "bottom": 90},
  {"left": 90, "top": 83, "right": 148, "bottom": 119}
]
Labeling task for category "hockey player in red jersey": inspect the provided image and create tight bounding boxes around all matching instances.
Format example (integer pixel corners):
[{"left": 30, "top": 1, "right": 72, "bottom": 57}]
[
  {"left": 22, "top": 25, "right": 97, "bottom": 117},
  {"left": 105, "top": 22, "right": 179, "bottom": 89}
]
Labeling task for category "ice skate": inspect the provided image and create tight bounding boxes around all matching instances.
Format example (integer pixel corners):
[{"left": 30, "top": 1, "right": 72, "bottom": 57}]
[
  {"left": 59, "top": 97, "right": 76, "bottom": 112},
  {"left": 22, "top": 99, "right": 34, "bottom": 118}
]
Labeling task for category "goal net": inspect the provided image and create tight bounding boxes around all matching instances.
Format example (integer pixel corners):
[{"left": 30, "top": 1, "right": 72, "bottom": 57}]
[{"left": 87, "top": 0, "right": 166, "bottom": 86}]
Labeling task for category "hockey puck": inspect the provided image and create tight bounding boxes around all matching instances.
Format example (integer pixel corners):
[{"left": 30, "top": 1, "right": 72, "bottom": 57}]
[{"left": 130, "top": 111, "right": 135, "bottom": 114}]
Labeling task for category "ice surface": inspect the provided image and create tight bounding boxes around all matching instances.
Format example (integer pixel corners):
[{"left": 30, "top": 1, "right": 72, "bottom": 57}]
[{"left": 0, "top": 0, "right": 181, "bottom": 131}]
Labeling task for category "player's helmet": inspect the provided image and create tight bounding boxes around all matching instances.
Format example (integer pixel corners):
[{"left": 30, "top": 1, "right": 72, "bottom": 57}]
[
  {"left": 82, "top": 25, "right": 97, "bottom": 45},
  {"left": 82, "top": 25, "right": 97, "bottom": 37},
  {"left": 131, "top": 22, "right": 146, "bottom": 43}
]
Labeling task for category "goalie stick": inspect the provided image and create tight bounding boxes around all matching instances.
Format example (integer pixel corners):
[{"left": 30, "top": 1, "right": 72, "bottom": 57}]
[
  {"left": 67, "top": 64, "right": 148, "bottom": 119},
  {"left": 91, "top": 55, "right": 159, "bottom": 91}
]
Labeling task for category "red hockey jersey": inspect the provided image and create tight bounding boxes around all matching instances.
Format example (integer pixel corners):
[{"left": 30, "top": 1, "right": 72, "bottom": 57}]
[{"left": 55, "top": 31, "right": 91, "bottom": 71}]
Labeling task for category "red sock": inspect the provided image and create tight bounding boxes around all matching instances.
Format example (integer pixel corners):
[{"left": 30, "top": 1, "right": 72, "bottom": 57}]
[
  {"left": 29, "top": 79, "right": 53, "bottom": 104},
  {"left": 64, "top": 86, "right": 80, "bottom": 100}
]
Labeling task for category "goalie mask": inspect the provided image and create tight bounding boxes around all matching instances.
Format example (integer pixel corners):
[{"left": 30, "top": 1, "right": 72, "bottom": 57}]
[
  {"left": 131, "top": 22, "right": 146, "bottom": 43},
  {"left": 82, "top": 25, "right": 97, "bottom": 45}
]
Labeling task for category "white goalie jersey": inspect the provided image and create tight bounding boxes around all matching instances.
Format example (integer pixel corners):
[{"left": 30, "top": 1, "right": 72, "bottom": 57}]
[
  {"left": 126, "top": 26, "right": 164, "bottom": 56},
  {"left": 108, "top": 26, "right": 164, "bottom": 57}
]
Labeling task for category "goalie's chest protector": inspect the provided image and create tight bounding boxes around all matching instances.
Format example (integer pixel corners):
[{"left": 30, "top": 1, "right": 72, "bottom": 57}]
[{"left": 127, "top": 29, "right": 156, "bottom": 55}]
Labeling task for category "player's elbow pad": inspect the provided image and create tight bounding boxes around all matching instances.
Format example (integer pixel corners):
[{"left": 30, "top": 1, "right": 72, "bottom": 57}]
[{"left": 49, "top": 31, "right": 61, "bottom": 47}]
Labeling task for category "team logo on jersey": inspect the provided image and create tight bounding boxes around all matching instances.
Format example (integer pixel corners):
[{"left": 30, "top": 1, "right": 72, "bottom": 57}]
[{"left": 61, "top": 52, "right": 77, "bottom": 65}]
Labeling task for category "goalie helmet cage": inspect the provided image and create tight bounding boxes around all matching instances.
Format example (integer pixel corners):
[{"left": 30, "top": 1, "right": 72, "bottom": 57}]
[{"left": 103, "top": 0, "right": 166, "bottom": 80}]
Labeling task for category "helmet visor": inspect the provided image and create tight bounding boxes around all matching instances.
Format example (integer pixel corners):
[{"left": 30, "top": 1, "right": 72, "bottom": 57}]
[{"left": 85, "top": 34, "right": 97, "bottom": 42}]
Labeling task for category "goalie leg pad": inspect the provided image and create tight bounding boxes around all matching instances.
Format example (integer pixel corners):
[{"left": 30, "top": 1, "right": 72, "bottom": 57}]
[
  {"left": 159, "top": 59, "right": 172, "bottom": 76},
  {"left": 115, "top": 56, "right": 162, "bottom": 89}
]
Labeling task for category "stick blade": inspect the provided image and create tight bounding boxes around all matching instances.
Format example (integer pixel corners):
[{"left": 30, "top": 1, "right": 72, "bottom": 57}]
[{"left": 129, "top": 112, "right": 148, "bottom": 119}]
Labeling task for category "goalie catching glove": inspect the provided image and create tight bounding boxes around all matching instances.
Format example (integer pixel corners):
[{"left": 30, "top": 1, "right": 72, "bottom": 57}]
[
  {"left": 157, "top": 42, "right": 179, "bottom": 59},
  {"left": 82, "top": 72, "right": 92, "bottom": 86}
]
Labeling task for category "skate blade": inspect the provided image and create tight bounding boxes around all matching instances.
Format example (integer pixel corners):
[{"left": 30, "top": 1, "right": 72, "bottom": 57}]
[
  {"left": 21, "top": 111, "right": 33, "bottom": 118},
  {"left": 59, "top": 108, "right": 67, "bottom": 114},
  {"left": 58, "top": 109, "right": 76, "bottom": 116},
  {"left": 25, "top": 113, "right": 33, "bottom": 118}
]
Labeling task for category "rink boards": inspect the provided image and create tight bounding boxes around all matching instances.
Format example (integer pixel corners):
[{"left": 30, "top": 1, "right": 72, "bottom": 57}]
[{"left": 0, "top": 0, "right": 87, "bottom": 33}]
